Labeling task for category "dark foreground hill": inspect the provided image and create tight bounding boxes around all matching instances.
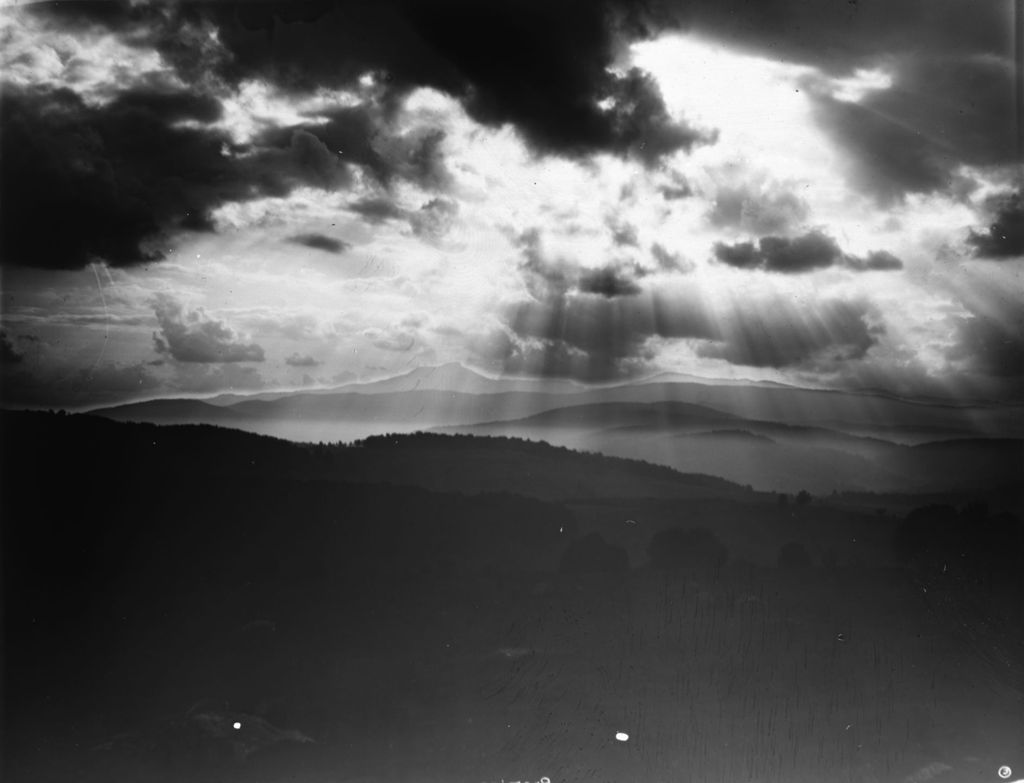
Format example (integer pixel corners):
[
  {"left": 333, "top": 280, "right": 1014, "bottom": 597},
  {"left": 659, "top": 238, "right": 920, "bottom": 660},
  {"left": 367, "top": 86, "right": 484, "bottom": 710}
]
[{"left": 2, "top": 411, "right": 1022, "bottom": 783}]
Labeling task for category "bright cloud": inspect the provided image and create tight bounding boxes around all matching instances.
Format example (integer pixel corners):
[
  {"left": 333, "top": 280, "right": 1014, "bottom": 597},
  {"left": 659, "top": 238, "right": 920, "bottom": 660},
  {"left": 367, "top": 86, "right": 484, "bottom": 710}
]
[{"left": 1, "top": 4, "right": 1021, "bottom": 405}]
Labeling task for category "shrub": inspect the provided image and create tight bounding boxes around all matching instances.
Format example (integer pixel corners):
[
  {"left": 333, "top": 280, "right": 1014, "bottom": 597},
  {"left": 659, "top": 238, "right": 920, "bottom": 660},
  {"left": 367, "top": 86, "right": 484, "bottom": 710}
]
[
  {"left": 820, "top": 548, "right": 839, "bottom": 569},
  {"left": 559, "top": 533, "right": 628, "bottom": 574},
  {"left": 777, "top": 541, "right": 813, "bottom": 570},
  {"left": 893, "top": 503, "right": 1023, "bottom": 581}
]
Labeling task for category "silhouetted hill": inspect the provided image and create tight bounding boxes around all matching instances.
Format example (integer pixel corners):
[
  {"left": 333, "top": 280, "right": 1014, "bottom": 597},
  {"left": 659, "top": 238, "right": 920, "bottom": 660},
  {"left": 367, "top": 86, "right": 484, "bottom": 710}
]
[
  {"left": 440, "top": 401, "right": 1023, "bottom": 494},
  {"left": 3, "top": 410, "right": 745, "bottom": 502},
  {"left": 331, "top": 362, "right": 583, "bottom": 395},
  {"left": 457, "top": 400, "right": 739, "bottom": 429},
  {"left": 84, "top": 365, "right": 1024, "bottom": 495},
  {"left": 4, "top": 410, "right": 1022, "bottom": 783}
]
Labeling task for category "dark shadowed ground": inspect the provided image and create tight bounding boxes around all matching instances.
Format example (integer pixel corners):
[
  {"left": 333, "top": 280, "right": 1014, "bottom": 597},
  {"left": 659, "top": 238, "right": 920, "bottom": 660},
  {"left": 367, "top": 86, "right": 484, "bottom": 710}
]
[{"left": 2, "top": 412, "right": 1022, "bottom": 783}]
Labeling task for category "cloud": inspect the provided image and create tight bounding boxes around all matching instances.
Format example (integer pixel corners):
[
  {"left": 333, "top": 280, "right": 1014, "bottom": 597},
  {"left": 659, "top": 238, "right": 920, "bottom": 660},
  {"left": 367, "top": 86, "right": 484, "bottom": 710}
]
[
  {"left": 759, "top": 232, "right": 843, "bottom": 273},
  {"left": 658, "top": 172, "right": 692, "bottom": 200},
  {"left": 650, "top": 243, "right": 694, "bottom": 274},
  {"left": 497, "top": 287, "right": 717, "bottom": 381},
  {"left": 33, "top": 0, "right": 709, "bottom": 165},
  {"left": 713, "top": 231, "right": 840, "bottom": 273},
  {"left": 577, "top": 266, "right": 645, "bottom": 298},
  {"left": 168, "top": 363, "right": 266, "bottom": 394},
  {"left": 707, "top": 184, "right": 808, "bottom": 235},
  {"left": 361, "top": 327, "right": 417, "bottom": 352},
  {"left": 240, "top": 312, "right": 322, "bottom": 340},
  {"left": 844, "top": 250, "right": 904, "bottom": 272},
  {"left": 0, "top": 85, "right": 353, "bottom": 269},
  {"left": 285, "top": 352, "right": 321, "bottom": 367},
  {"left": 698, "top": 299, "right": 881, "bottom": 369},
  {"left": 711, "top": 240, "right": 759, "bottom": 270},
  {"left": 489, "top": 230, "right": 717, "bottom": 380},
  {"left": 347, "top": 197, "right": 406, "bottom": 224},
  {"left": 151, "top": 294, "right": 265, "bottom": 363},
  {"left": 713, "top": 231, "right": 903, "bottom": 273},
  {"left": 608, "top": 220, "right": 639, "bottom": 248},
  {"left": 409, "top": 197, "right": 458, "bottom": 240},
  {"left": 518, "top": 229, "right": 649, "bottom": 299},
  {"left": 257, "top": 104, "right": 452, "bottom": 191},
  {"left": 967, "top": 191, "right": 1024, "bottom": 260},
  {"left": 287, "top": 233, "right": 351, "bottom": 254}
]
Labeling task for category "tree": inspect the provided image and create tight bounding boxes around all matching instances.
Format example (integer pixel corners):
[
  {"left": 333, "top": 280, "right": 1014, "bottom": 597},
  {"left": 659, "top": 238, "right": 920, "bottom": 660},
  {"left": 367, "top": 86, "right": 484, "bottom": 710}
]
[
  {"left": 648, "top": 526, "right": 729, "bottom": 570},
  {"left": 795, "top": 490, "right": 812, "bottom": 506}
]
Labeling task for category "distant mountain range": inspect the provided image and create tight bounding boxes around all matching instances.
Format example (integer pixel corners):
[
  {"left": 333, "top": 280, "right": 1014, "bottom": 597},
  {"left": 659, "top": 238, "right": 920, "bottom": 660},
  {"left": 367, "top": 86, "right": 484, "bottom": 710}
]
[{"left": 87, "top": 363, "right": 1024, "bottom": 494}]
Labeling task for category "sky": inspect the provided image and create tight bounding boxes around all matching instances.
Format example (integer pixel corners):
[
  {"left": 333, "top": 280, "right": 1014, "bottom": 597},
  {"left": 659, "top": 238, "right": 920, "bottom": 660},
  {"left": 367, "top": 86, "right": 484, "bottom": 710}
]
[{"left": 0, "top": 0, "right": 1022, "bottom": 408}]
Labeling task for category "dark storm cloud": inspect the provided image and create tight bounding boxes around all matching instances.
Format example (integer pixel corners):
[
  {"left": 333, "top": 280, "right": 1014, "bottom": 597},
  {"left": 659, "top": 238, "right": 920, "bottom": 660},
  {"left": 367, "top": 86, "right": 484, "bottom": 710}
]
[
  {"left": 287, "top": 234, "right": 351, "bottom": 254},
  {"left": 698, "top": 299, "right": 880, "bottom": 369},
  {"left": 854, "top": 56, "right": 1019, "bottom": 172},
  {"left": 967, "top": 191, "right": 1024, "bottom": 260},
  {"left": 151, "top": 294, "right": 265, "bottom": 363},
  {"left": 33, "top": 0, "right": 709, "bottom": 165},
  {"left": 676, "top": 0, "right": 1006, "bottom": 79},
  {"left": 949, "top": 312, "right": 1024, "bottom": 379},
  {"left": 285, "top": 353, "right": 321, "bottom": 367},
  {"left": 1, "top": 332, "right": 25, "bottom": 365},
  {"left": 0, "top": 85, "right": 353, "bottom": 269},
  {"left": 107, "top": 87, "right": 224, "bottom": 123},
  {"left": 796, "top": 44, "right": 1015, "bottom": 204},
  {"left": 809, "top": 94, "right": 950, "bottom": 204},
  {"left": 713, "top": 231, "right": 903, "bottom": 274},
  {"left": 0, "top": 358, "right": 163, "bottom": 408}
]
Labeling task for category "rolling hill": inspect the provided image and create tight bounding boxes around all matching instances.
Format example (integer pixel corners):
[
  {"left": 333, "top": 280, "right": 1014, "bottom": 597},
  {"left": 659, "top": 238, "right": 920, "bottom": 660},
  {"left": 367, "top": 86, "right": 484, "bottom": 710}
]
[{"left": 85, "top": 364, "right": 1024, "bottom": 494}]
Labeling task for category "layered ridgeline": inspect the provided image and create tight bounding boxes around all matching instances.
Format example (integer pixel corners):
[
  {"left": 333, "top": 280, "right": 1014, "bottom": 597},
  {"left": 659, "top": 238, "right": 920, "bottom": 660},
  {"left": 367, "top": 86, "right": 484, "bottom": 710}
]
[
  {"left": 88, "top": 363, "right": 1024, "bottom": 494},
  {"left": 2, "top": 411, "right": 1022, "bottom": 783}
]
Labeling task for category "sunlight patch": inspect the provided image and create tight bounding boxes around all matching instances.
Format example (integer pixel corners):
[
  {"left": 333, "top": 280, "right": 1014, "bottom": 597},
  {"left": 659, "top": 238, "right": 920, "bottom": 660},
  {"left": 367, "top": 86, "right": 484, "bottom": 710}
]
[{"left": 829, "top": 68, "right": 894, "bottom": 103}]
